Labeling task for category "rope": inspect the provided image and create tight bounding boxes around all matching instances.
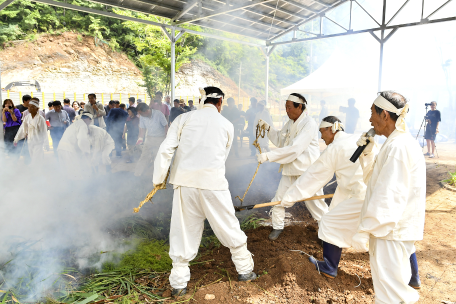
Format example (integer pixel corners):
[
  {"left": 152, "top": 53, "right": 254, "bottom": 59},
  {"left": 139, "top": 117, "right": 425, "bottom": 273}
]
[
  {"left": 290, "top": 249, "right": 320, "bottom": 275},
  {"left": 235, "top": 123, "right": 267, "bottom": 205},
  {"left": 133, "top": 167, "right": 171, "bottom": 213}
]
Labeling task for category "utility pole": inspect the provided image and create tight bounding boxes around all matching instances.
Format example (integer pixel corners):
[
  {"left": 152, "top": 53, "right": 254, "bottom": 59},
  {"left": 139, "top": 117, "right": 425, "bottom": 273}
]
[{"left": 238, "top": 62, "right": 242, "bottom": 103}]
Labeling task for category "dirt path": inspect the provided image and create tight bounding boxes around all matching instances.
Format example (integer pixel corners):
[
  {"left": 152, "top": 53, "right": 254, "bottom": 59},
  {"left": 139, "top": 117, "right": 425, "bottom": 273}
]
[{"left": 162, "top": 142, "right": 456, "bottom": 304}]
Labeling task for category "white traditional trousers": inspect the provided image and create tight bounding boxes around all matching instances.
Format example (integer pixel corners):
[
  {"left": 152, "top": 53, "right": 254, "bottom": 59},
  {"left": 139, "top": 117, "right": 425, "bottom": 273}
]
[
  {"left": 134, "top": 136, "right": 165, "bottom": 176},
  {"left": 369, "top": 238, "right": 419, "bottom": 304},
  {"left": 58, "top": 150, "right": 92, "bottom": 180},
  {"left": 169, "top": 186, "right": 254, "bottom": 289},
  {"left": 318, "top": 197, "right": 365, "bottom": 248},
  {"left": 271, "top": 175, "right": 327, "bottom": 230}
]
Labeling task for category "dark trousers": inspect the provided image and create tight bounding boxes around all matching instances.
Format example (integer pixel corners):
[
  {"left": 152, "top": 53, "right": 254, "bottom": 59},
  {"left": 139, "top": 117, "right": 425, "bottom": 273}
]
[
  {"left": 110, "top": 128, "right": 123, "bottom": 156},
  {"left": 248, "top": 129, "right": 256, "bottom": 155},
  {"left": 4, "top": 125, "right": 20, "bottom": 155},
  {"left": 50, "top": 127, "right": 65, "bottom": 156}
]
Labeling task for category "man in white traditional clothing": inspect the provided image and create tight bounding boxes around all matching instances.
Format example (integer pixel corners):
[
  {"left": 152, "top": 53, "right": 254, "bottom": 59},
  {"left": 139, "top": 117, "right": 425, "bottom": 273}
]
[
  {"left": 57, "top": 112, "right": 92, "bottom": 180},
  {"left": 352, "top": 91, "right": 425, "bottom": 303},
  {"left": 13, "top": 98, "right": 49, "bottom": 164},
  {"left": 88, "top": 124, "right": 115, "bottom": 174},
  {"left": 280, "top": 116, "right": 367, "bottom": 278},
  {"left": 253, "top": 100, "right": 273, "bottom": 152},
  {"left": 153, "top": 86, "right": 256, "bottom": 297},
  {"left": 256, "top": 93, "right": 328, "bottom": 241}
]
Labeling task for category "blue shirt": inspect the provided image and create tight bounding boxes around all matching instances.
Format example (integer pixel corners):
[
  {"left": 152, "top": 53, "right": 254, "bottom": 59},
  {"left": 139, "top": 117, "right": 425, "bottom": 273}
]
[
  {"left": 106, "top": 108, "right": 128, "bottom": 131},
  {"left": 45, "top": 109, "right": 69, "bottom": 127}
]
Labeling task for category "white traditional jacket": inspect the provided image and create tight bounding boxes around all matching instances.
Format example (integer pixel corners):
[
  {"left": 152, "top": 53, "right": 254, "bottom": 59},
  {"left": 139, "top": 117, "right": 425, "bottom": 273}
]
[
  {"left": 14, "top": 113, "right": 49, "bottom": 150},
  {"left": 266, "top": 112, "right": 320, "bottom": 176},
  {"left": 153, "top": 104, "right": 233, "bottom": 191},
  {"left": 57, "top": 119, "right": 91, "bottom": 154},
  {"left": 88, "top": 125, "right": 115, "bottom": 166},
  {"left": 282, "top": 131, "right": 366, "bottom": 208},
  {"left": 358, "top": 129, "right": 426, "bottom": 241}
]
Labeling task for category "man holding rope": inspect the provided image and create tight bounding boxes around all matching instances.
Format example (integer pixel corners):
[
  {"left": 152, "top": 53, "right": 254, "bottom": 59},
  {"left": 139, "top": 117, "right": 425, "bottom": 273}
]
[
  {"left": 352, "top": 91, "right": 425, "bottom": 303},
  {"left": 280, "top": 116, "right": 368, "bottom": 278},
  {"left": 257, "top": 93, "right": 328, "bottom": 241},
  {"left": 153, "top": 86, "right": 256, "bottom": 297}
]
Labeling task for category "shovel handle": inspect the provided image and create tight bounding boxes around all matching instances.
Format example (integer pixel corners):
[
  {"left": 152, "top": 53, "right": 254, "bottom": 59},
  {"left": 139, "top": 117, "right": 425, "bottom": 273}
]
[{"left": 235, "top": 193, "right": 334, "bottom": 212}]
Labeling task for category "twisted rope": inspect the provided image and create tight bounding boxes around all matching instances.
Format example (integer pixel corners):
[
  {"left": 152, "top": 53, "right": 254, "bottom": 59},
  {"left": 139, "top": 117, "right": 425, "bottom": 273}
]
[
  {"left": 235, "top": 123, "right": 267, "bottom": 205},
  {"left": 134, "top": 167, "right": 171, "bottom": 213}
]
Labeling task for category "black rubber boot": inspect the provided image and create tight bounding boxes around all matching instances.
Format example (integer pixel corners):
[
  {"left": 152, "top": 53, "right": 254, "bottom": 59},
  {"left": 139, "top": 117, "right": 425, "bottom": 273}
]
[
  {"left": 238, "top": 272, "right": 257, "bottom": 282},
  {"left": 308, "top": 241, "right": 342, "bottom": 278},
  {"left": 409, "top": 252, "right": 421, "bottom": 289},
  {"left": 269, "top": 229, "right": 283, "bottom": 241},
  {"left": 172, "top": 287, "right": 187, "bottom": 297}
]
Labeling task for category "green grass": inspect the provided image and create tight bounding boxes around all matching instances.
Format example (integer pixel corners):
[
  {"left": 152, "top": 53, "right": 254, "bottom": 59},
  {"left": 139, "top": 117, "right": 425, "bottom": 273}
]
[{"left": 443, "top": 169, "right": 456, "bottom": 186}]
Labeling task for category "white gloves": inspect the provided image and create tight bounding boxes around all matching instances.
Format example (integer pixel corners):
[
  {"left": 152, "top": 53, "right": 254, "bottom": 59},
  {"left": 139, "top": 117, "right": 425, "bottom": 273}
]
[
  {"left": 257, "top": 119, "right": 270, "bottom": 131},
  {"left": 356, "top": 132, "right": 375, "bottom": 154},
  {"left": 351, "top": 232, "right": 370, "bottom": 252},
  {"left": 256, "top": 153, "right": 268, "bottom": 164}
]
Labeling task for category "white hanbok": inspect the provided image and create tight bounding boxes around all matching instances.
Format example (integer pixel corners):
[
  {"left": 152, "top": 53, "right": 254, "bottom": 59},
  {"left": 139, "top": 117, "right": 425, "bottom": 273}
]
[
  {"left": 88, "top": 125, "right": 115, "bottom": 170},
  {"left": 282, "top": 132, "right": 366, "bottom": 247},
  {"left": 57, "top": 119, "right": 91, "bottom": 180},
  {"left": 358, "top": 129, "right": 426, "bottom": 304},
  {"left": 253, "top": 108, "right": 273, "bottom": 152},
  {"left": 154, "top": 104, "right": 254, "bottom": 289},
  {"left": 14, "top": 113, "right": 49, "bottom": 164},
  {"left": 265, "top": 112, "right": 328, "bottom": 229}
]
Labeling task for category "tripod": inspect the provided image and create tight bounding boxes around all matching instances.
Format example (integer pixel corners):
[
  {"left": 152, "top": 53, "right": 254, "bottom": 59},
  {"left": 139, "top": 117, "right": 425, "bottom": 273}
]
[{"left": 416, "top": 104, "right": 439, "bottom": 158}]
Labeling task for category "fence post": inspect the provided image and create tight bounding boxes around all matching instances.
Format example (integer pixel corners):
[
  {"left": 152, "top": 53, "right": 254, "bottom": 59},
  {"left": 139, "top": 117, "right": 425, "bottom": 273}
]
[
  {"left": 31, "top": 92, "right": 33, "bottom": 98},
  {"left": 42, "top": 92, "right": 45, "bottom": 108},
  {"left": 101, "top": 93, "right": 104, "bottom": 105},
  {"left": 74, "top": 92, "right": 76, "bottom": 101},
  {"left": 63, "top": 92, "right": 65, "bottom": 99},
  {"left": 120, "top": 93, "right": 122, "bottom": 103},
  {"left": 7, "top": 90, "right": 9, "bottom": 98},
  {"left": 110, "top": 93, "right": 113, "bottom": 100},
  {"left": 53, "top": 92, "right": 55, "bottom": 100}
]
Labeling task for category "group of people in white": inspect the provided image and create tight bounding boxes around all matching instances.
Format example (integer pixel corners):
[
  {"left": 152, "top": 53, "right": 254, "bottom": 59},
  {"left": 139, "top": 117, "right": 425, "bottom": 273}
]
[
  {"left": 5, "top": 85, "right": 425, "bottom": 303},
  {"left": 154, "top": 87, "right": 425, "bottom": 304}
]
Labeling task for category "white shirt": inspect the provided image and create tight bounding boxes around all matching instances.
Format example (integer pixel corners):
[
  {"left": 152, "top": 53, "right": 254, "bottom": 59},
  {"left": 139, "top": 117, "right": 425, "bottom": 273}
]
[
  {"left": 84, "top": 102, "right": 106, "bottom": 129},
  {"left": 266, "top": 112, "right": 320, "bottom": 176},
  {"left": 139, "top": 109, "right": 168, "bottom": 137},
  {"left": 57, "top": 119, "right": 91, "bottom": 154},
  {"left": 14, "top": 113, "right": 49, "bottom": 150},
  {"left": 358, "top": 129, "right": 426, "bottom": 241},
  {"left": 88, "top": 125, "right": 115, "bottom": 166},
  {"left": 282, "top": 132, "right": 366, "bottom": 208},
  {"left": 153, "top": 104, "right": 233, "bottom": 191}
]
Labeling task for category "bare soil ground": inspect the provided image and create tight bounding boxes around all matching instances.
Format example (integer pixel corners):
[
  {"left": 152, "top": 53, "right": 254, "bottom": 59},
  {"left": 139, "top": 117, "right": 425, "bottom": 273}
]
[{"left": 156, "top": 141, "right": 456, "bottom": 304}]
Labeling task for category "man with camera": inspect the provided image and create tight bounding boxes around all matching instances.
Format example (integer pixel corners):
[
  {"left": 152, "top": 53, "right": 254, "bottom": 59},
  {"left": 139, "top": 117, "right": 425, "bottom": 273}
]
[{"left": 424, "top": 101, "right": 440, "bottom": 158}]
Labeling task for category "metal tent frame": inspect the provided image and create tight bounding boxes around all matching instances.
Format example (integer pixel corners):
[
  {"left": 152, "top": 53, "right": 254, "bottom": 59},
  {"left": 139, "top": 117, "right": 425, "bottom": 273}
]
[{"left": 0, "top": 0, "right": 455, "bottom": 102}]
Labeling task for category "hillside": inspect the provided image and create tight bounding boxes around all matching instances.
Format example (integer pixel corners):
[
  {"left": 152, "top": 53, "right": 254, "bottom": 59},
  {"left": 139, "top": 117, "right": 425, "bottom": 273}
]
[{"left": 0, "top": 32, "right": 258, "bottom": 102}]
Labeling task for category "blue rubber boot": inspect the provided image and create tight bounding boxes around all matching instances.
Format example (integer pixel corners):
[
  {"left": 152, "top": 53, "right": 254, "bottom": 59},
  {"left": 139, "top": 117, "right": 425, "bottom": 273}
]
[
  {"left": 308, "top": 241, "right": 342, "bottom": 278},
  {"left": 409, "top": 252, "right": 421, "bottom": 289}
]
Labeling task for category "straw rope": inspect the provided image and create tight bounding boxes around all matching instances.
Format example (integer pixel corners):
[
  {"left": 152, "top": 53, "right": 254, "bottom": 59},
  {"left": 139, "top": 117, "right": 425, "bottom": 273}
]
[
  {"left": 133, "top": 167, "right": 171, "bottom": 213},
  {"left": 235, "top": 123, "right": 267, "bottom": 205}
]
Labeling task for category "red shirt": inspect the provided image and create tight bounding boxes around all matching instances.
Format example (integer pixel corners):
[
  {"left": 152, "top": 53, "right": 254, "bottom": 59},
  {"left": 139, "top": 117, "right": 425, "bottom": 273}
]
[{"left": 152, "top": 103, "right": 170, "bottom": 117}]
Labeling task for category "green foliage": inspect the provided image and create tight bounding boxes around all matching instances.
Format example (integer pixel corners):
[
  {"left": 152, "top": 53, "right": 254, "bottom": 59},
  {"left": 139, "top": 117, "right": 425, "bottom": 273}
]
[
  {"left": 119, "top": 240, "right": 172, "bottom": 272},
  {"left": 443, "top": 169, "right": 456, "bottom": 186},
  {"left": 240, "top": 214, "right": 266, "bottom": 230},
  {"left": 0, "top": 24, "right": 22, "bottom": 44}
]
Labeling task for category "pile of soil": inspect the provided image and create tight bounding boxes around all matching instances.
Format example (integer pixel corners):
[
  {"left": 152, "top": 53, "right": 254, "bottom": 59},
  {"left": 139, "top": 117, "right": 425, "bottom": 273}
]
[{"left": 163, "top": 205, "right": 374, "bottom": 304}]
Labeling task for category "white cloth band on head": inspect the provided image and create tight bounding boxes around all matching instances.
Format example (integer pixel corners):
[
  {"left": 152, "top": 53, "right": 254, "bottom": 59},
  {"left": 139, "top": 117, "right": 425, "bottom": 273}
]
[
  {"left": 319, "top": 120, "right": 344, "bottom": 133},
  {"left": 373, "top": 95, "right": 409, "bottom": 132},
  {"left": 29, "top": 100, "right": 40, "bottom": 108},
  {"left": 198, "top": 87, "right": 223, "bottom": 110},
  {"left": 82, "top": 113, "right": 93, "bottom": 119},
  {"left": 287, "top": 94, "right": 305, "bottom": 104}
]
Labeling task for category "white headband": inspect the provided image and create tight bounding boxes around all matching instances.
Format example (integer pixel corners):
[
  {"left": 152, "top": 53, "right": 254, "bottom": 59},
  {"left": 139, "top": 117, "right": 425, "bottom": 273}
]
[
  {"left": 198, "top": 87, "right": 224, "bottom": 110},
  {"left": 320, "top": 120, "right": 344, "bottom": 133},
  {"left": 29, "top": 100, "right": 40, "bottom": 108},
  {"left": 287, "top": 94, "right": 306, "bottom": 104},
  {"left": 81, "top": 112, "right": 93, "bottom": 119},
  {"left": 373, "top": 95, "right": 409, "bottom": 132}
]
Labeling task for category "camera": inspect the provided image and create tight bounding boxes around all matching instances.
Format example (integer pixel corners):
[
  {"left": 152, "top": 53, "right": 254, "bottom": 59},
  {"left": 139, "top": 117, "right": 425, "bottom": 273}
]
[
  {"left": 425, "top": 103, "right": 432, "bottom": 106},
  {"left": 2, "top": 105, "right": 12, "bottom": 109}
]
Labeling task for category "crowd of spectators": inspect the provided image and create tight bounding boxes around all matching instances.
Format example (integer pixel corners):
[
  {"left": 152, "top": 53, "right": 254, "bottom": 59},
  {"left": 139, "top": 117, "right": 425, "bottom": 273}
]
[{"left": 1, "top": 91, "right": 265, "bottom": 173}]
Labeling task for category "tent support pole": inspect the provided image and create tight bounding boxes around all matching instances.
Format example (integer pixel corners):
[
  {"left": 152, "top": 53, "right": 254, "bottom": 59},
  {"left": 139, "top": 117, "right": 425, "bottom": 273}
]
[
  {"left": 265, "top": 50, "right": 269, "bottom": 104},
  {"left": 171, "top": 27, "right": 176, "bottom": 103},
  {"left": 378, "top": 0, "right": 387, "bottom": 92}
]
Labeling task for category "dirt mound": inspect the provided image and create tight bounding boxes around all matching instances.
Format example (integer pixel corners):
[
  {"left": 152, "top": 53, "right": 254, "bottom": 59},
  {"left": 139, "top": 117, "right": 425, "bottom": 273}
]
[{"left": 164, "top": 220, "right": 374, "bottom": 303}]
